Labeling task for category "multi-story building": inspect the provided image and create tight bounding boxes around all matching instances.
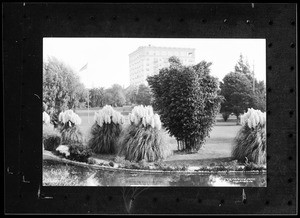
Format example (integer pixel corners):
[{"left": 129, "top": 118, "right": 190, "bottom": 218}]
[{"left": 129, "top": 45, "right": 195, "bottom": 87}]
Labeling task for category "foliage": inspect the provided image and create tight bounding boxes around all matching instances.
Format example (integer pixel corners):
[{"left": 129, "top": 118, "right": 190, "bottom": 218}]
[
  {"left": 87, "top": 157, "right": 96, "bottom": 164},
  {"left": 125, "top": 85, "right": 138, "bottom": 105},
  {"left": 55, "top": 144, "right": 93, "bottom": 163},
  {"left": 88, "top": 105, "right": 124, "bottom": 154},
  {"left": 232, "top": 108, "right": 266, "bottom": 165},
  {"left": 43, "top": 57, "right": 87, "bottom": 123},
  {"left": 58, "top": 110, "right": 84, "bottom": 145},
  {"left": 136, "top": 84, "right": 152, "bottom": 106},
  {"left": 128, "top": 105, "right": 162, "bottom": 130},
  {"left": 244, "top": 158, "right": 266, "bottom": 171},
  {"left": 147, "top": 58, "right": 222, "bottom": 152},
  {"left": 234, "top": 54, "right": 253, "bottom": 80},
  {"left": 104, "top": 84, "right": 126, "bottom": 107},
  {"left": 89, "top": 87, "right": 105, "bottom": 107},
  {"left": 43, "top": 124, "right": 61, "bottom": 151},
  {"left": 58, "top": 109, "right": 82, "bottom": 125},
  {"left": 43, "top": 102, "right": 48, "bottom": 112},
  {"left": 252, "top": 80, "right": 266, "bottom": 112},
  {"left": 67, "top": 144, "right": 93, "bottom": 162},
  {"left": 220, "top": 55, "right": 266, "bottom": 121},
  {"left": 220, "top": 72, "right": 254, "bottom": 119},
  {"left": 118, "top": 105, "right": 172, "bottom": 162},
  {"left": 43, "top": 111, "right": 51, "bottom": 124}
]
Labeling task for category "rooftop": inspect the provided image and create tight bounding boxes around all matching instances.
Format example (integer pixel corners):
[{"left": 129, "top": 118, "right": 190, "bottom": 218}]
[{"left": 129, "top": 45, "right": 195, "bottom": 55}]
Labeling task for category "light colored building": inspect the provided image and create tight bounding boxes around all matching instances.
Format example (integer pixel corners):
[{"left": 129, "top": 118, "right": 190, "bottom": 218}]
[{"left": 129, "top": 45, "right": 195, "bottom": 87}]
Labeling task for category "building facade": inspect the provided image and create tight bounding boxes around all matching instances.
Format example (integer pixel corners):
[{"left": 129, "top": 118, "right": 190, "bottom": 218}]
[{"left": 129, "top": 45, "right": 195, "bottom": 87}]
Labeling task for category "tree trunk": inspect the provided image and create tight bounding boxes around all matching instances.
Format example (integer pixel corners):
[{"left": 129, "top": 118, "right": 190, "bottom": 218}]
[{"left": 236, "top": 114, "right": 241, "bottom": 125}]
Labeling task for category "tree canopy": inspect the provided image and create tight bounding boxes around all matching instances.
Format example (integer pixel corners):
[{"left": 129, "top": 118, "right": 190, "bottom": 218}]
[
  {"left": 43, "top": 57, "right": 87, "bottom": 115},
  {"left": 220, "top": 55, "right": 266, "bottom": 121},
  {"left": 147, "top": 57, "right": 222, "bottom": 152}
]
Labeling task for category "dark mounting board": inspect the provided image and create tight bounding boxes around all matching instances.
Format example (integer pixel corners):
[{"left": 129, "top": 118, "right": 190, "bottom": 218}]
[{"left": 3, "top": 3, "right": 297, "bottom": 215}]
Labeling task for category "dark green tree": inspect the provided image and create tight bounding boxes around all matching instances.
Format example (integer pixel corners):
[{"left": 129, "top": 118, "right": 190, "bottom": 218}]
[
  {"left": 220, "top": 55, "right": 266, "bottom": 122},
  {"left": 147, "top": 58, "right": 222, "bottom": 152},
  {"left": 253, "top": 80, "right": 266, "bottom": 112},
  {"left": 136, "top": 84, "right": 152, "bottom": 106},
  {"left": 220, "top": 72, "right": 254, "bottom": 123}
]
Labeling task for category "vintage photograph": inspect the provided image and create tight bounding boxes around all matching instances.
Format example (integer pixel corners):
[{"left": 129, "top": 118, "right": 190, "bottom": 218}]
[{"left": 42, "top": 38, "right": 266, "bottom": 187}]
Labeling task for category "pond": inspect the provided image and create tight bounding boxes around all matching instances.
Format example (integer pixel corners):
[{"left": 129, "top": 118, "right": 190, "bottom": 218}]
[{"left": 43, "top": 160, "right": 266, "bottom": 187}]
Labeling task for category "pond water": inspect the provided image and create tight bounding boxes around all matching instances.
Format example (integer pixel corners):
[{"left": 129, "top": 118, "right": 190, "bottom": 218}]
[{"left": 43, "top": 160, "right": 266, "bottom": 187}]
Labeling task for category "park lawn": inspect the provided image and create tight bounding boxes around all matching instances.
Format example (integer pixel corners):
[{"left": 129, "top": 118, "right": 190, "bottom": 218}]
[{"left": 76, "top": 109, "right": 241, "bottom": 166}]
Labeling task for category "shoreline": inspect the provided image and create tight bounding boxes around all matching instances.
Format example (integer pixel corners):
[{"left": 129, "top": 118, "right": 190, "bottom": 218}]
[{"left": 43, "top": 150, "right": 267, "bottom": 175}]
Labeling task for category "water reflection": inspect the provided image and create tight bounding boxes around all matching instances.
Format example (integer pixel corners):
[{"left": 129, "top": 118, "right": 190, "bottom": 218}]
[{"left": 43, "top": 161, "right": 266, "bottom": 187}]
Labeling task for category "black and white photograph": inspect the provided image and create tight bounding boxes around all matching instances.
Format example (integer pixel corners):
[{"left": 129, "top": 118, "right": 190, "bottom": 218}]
[
  {"left": 42, "top": 38, "right": 267, "bottom": 187},
  {"left": 4, "top": 2, "right": 297, "bottom": 215}
]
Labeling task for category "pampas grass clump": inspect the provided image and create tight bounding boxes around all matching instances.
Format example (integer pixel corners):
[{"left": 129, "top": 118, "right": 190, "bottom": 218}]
[
  {"left": 43, "top": 111, "right": 51, "bottom": 124},
  {"left": 58, "top": 110, "right": 84, "bottom": 145},
  {"left": 232, "top": 108, "right": 266, "bottom": 165},
  {"left": 118, "top": 105, "right": 173, "bottom": 162},
  {"left": 88, "top": 105, "right": 124, "bottom": 154}
]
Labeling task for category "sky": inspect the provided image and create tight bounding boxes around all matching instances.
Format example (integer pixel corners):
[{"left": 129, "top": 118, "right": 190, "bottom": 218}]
[{"left": 43, "top": 38, "right": 266, "bottom": 89}]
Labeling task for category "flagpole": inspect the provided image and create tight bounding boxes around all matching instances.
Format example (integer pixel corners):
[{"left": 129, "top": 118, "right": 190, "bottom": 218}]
[
  {"left": 87, "top": 66, "right": 90, "bottom": 124},
  {"left": 79, "top": 62, "right": 90, "bottom": 124},
  {"left": 88, "top": 89, "right": 90, "bottom": 124},
  {"left": 252, "top": 60, "right": 255, "bottom": 93}
]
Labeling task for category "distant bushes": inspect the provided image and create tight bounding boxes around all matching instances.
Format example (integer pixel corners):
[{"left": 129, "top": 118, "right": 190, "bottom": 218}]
[
  {"left": 232, "top": 108, "right": 266, "bottom": 165},
  {"left": 118, "top": 105, "right": 173, "bottom": 162},
  {"left": 88, "top": 105, "right": 124, "bottom": 154}
]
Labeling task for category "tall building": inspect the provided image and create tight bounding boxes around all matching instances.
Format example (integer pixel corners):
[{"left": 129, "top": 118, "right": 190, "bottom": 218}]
[{"left": 129, "top": 45, "right": 195, "bottom": 87}]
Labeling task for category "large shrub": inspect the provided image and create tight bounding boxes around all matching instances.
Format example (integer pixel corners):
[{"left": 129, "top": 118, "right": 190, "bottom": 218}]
[
  {"left": 58, "top": 110, "right": 84, "bottom": 145},
  {"left": 232, "top": 108, "right": 266, "bottom": 165},
  {"left": 118, "top": 105, "right": 173, "bottom": 162},
  {"left": 147, "top": 58, "right": 222, "bottom": 152},
  {"left": 88, "top": 105, "right": 124, "bottom": 154}
]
